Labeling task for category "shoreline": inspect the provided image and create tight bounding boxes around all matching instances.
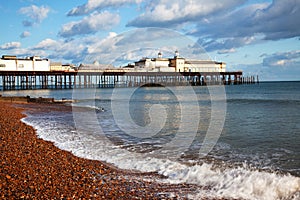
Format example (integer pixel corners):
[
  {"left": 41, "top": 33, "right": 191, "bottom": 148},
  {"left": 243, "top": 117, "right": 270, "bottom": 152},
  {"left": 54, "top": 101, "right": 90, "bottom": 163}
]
[
  {"left": 1, "top": 85, "right": 300, "bottom": 199},
  {"left": 0, "top": 101, "right": 204, "bottom": 199}
]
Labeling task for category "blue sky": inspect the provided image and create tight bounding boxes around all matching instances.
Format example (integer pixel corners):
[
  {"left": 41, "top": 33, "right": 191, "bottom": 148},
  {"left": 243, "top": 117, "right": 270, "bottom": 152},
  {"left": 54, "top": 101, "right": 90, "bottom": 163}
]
[{"left": 0, "top": 0, "right": 299, "bottom": 81}]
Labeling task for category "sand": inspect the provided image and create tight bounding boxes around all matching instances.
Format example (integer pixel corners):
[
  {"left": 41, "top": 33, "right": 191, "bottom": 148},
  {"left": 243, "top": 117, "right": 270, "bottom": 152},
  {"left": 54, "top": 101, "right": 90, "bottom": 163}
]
[{"left": 0, "top": 102, "right": 206, "bottom": 199}]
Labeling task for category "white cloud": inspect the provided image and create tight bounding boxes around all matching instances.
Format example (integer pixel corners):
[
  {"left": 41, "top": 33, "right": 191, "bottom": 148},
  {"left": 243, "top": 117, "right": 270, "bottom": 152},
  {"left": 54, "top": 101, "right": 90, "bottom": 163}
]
[
  {"left": 0, "top": 42, "right": 21, "bottom": 50},
  {"left": 68, "top": 0, "right": 143, "bottom": 16},
  {"left": 192, "top": 0, "right": 300, "bottom": 52},
  {"left": 192, "top": 3, "right": 270, "bottom": 38},
  {"left": 59, "top": 11, "right": 120, "bottom": 37},
  {"left": 198, "top": 36, "right": 259, "bottom": 54},
  {"left": 127, "top": 0, "right": 300, "bottom": 54},
  {"left": 83, "top": 28, "right": 210, "bottom": 65},
  {"left": 33, "top": 38, "right": 61, "bottom": 50},
  {"left": 20, "top": 31, "right": 31, "bottom": 38},
  {"left": 262, "top": 50, "right": 300, "bottom": 67},
  {"left": 19, "top": 5, "right": 50, "bottom": 26},
  {"left": 218, "top": 48, "right": 236, "bottom": 54},
  {"left": 33, "top": 28, "right": 209, "bottom": 65},
  {"left": 86, "top": 32, "right": 119, "bottom": 54},
  {"left": 231, "top": 50, "right": 300, "bottom": 81},
  {"left": 127, "top": 0, "right": 245, "bottom": 27},
  {"left": 252, "top": 0, "right": 300, "bottom": 40}
]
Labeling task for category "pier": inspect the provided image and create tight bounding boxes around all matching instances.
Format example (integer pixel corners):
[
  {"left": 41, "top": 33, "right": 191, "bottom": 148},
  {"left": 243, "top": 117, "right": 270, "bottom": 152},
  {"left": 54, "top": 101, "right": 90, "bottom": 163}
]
[{"left": 0, "top": 70, "right": 257, "bottom": 91}]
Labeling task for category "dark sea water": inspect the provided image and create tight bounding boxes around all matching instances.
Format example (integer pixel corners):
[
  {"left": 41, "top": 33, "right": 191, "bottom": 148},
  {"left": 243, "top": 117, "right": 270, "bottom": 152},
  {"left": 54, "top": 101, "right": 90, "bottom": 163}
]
[{"left": 2, "top": 82, "right": 300, "bottom": 200}]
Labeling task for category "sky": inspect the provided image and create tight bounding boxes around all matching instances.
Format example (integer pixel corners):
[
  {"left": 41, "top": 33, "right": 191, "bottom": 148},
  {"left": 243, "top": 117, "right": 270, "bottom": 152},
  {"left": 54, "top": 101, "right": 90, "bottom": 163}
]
[{"left": 0, "top": 0, "right": 299, "bottom": 81}]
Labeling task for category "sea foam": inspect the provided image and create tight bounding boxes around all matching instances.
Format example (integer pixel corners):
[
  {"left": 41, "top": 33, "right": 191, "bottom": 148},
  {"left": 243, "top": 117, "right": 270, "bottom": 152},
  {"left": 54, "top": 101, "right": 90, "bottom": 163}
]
[{"left": 22, "top": 113, "right": 300, "bottom": 200}]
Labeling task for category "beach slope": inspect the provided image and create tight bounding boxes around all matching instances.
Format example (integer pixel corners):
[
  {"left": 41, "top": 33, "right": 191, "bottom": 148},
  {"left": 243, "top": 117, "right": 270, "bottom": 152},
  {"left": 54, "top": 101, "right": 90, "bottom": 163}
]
[{"left": 0, "top": 102, "right": 197, "bottom": 199}]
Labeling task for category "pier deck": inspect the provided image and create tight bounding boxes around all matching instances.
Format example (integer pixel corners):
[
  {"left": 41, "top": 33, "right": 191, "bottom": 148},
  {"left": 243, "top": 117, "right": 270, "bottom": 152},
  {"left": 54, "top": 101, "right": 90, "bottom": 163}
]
[{"left": 0, "top": 70, "right": 256, "bottom": 90}]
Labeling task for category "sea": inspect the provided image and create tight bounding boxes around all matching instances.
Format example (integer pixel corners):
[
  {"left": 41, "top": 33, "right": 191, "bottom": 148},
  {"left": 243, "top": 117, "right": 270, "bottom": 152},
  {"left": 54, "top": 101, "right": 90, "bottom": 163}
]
[{"left": 2, "top": 81, "right": 300, "bottom": 200}]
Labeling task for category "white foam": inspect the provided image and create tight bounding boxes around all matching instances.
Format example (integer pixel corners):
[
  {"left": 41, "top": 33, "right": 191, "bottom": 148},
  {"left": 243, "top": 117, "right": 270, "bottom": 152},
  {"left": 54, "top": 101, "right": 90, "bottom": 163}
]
[
  {"left": 71, "top": 103, "right": 105, "bottom": 112},
  {"left": 172, "top": 164, "right": 300, "bottom": 200},
  {"left": 21, "top": 115, "right": 300, "bottom": 200}
]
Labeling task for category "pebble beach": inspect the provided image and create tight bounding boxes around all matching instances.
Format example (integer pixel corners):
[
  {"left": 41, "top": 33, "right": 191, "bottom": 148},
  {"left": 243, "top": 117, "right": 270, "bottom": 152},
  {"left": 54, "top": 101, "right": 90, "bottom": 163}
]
[{"left": 0, "top": 102, "right": 204, "bottom": 199}]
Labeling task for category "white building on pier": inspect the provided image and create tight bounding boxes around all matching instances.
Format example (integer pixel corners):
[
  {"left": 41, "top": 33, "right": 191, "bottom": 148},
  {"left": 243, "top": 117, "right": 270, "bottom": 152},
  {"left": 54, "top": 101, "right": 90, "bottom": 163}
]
[
  {"left": 130, "top": 51, "right": 226, "bottom": 72},
  {"left": 0, "top": 55, "right": 50, "bottom": 71}
]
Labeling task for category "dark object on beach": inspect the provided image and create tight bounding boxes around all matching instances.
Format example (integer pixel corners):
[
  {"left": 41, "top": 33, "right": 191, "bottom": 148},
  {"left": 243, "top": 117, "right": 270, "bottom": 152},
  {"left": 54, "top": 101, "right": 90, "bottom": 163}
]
[
  {"left": 141, "top": 83, "right": 164, "bottom": 87},
  {"left": 27, "top": 97, "right": 55, "bottom": 103}
]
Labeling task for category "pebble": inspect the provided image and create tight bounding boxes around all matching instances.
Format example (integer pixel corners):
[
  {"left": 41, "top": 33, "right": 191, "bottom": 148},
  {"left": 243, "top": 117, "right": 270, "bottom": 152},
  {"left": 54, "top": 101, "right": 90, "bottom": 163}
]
[{"left": 0, "top": 102, "right": 232, "bottom": 200}]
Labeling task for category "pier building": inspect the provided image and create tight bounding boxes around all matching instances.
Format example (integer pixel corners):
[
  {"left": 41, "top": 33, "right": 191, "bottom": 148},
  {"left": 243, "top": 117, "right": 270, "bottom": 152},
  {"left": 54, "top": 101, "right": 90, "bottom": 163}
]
[
  {"left": 0, "top": 55, "right": 50, "bottom": 71},
  {"left": 0, "top": 53, "right": 257, "bottom": 91},
  {"left": 127, "top": 51, "right": 226, "bottom": 73}
]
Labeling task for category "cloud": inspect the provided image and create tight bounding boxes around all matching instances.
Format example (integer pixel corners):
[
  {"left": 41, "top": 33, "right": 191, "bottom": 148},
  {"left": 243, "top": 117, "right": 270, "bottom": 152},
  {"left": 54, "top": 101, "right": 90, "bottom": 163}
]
[
  {"left": 24, "top": 37, "right": 86, "bottom": 63},
  {"left": 127, "top": 0, "right": 300, "bottom": 53},
  {"left": 262, "top": 50, "right": 300, "bottom": 67},
  {"left": 59, "top": 11, "right": 120, "bottom": 37},
  {"left": 0, "top": 38, "right": 86, "bottom": 62},
  {"left": 33, "top": 38, "right": 61, "bottom": 50},
  {"left": 85, "top": 32, "right": 119, "bottom": 55},
  {"left": 20, "top": 31, "right": 31, "bottom": 38},
  {"left": 191, "top": 0, "right": 300, "bottom": 52},
  {"left": 230, "top": 50, "right": 300, "bottom": 81},
  {"left": 0, "top": 42, "right": 21, "bottom": 50},
  {"left": 83, "top": 28, "right": 210, "bottom": 65},
  {"left": 127, "top": 0, "right": 246, "bottom": 27},
  {"left": 231, "top": 60, "right": 300, "bottom": 81},
  {"left": 252, "top": 0, "right": 300, "bottom": 40},
  {"left": 218, "top": 48, "right": 236, "bottom": 54},
  {"left": 68, "top": 0, "right": 142, "bottom": 16},
  {"left": 33, "top": 28, "right": 209, "bottom": 65},
  {"left": 191, "top": 3, "right": 270, "bottom": 38},
  {"left": 19, "top": 5, "right": 50, "bottom": 26},
  {"left": 198, "top": 36, "right": 258, "bottom": 54}
]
